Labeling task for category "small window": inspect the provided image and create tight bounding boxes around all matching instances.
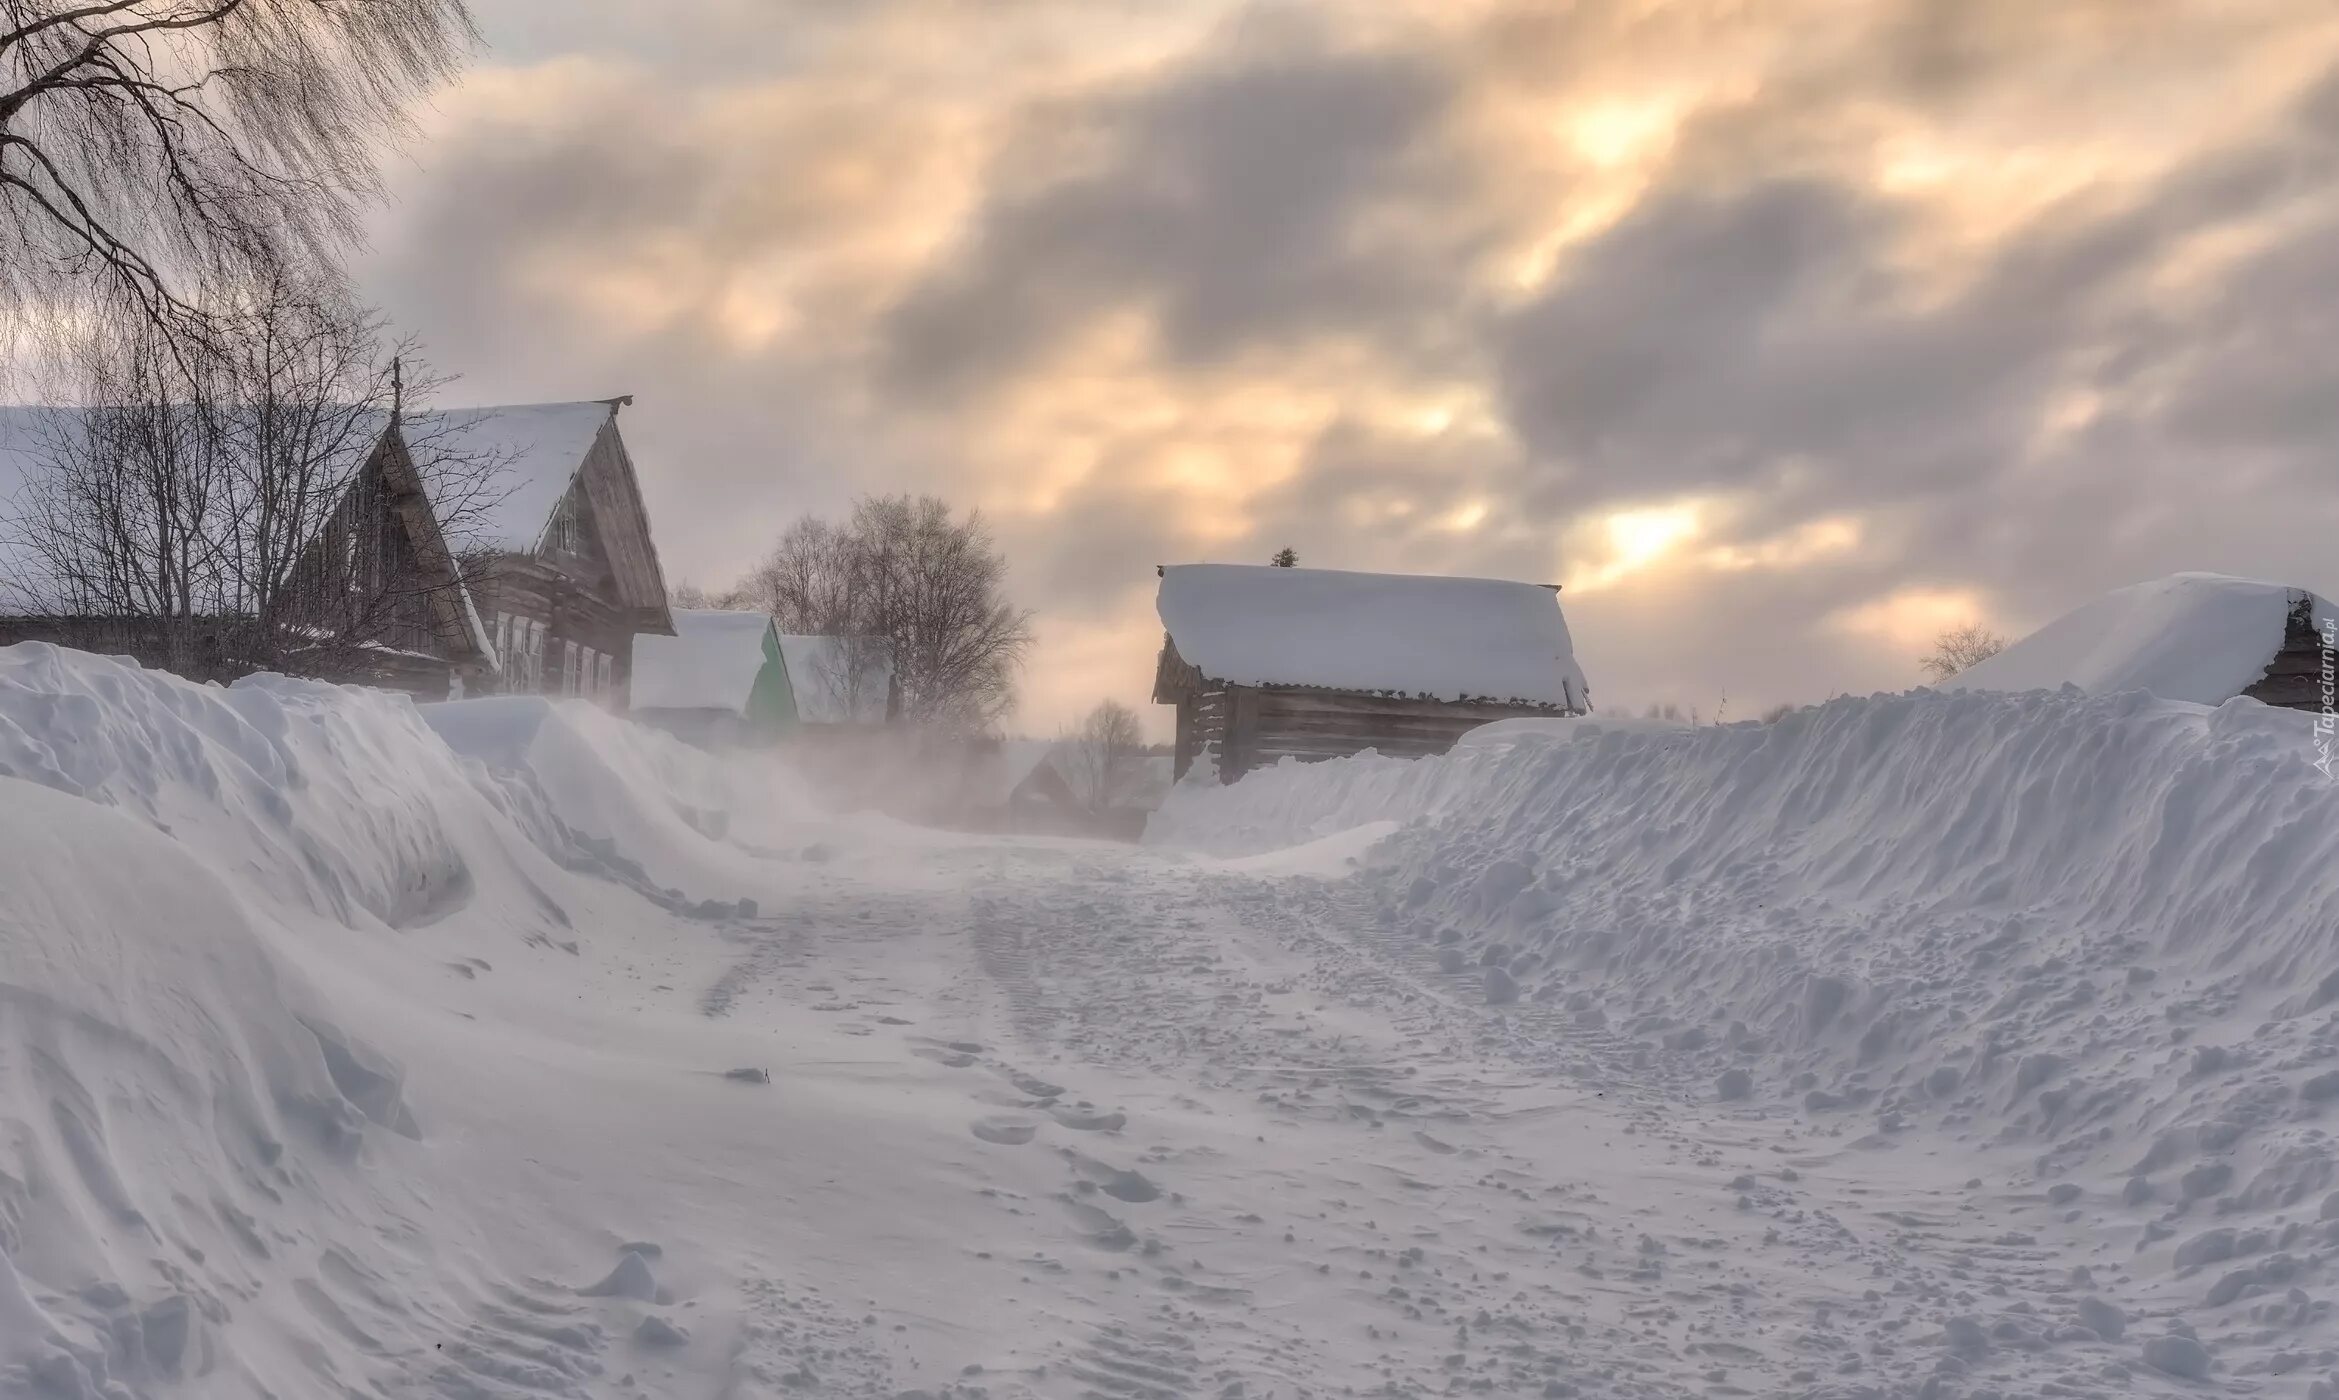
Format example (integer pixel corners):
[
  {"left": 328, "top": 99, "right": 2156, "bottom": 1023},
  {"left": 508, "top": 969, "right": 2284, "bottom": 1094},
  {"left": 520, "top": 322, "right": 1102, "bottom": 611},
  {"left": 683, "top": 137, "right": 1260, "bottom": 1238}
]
[
  {"left": 495, "top": 612, "right": 514, "bottom": 663},
  {"left": 581, "top": 646, "right": 599, "bottom": 696},
  {"left": 596, "top": 652, "right": 614, "bottom": 696},
  {"left": 563, "top": 640, "right": 580, "bottom": 696}
]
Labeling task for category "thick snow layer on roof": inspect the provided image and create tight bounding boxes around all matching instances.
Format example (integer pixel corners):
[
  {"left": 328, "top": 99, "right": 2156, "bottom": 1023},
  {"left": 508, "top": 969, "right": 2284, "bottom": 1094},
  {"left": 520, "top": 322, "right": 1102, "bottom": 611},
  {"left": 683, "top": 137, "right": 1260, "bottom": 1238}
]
[
  {"left": 1943, "top": 572, "right": 2334, "bottom": 705},
  {"left": 401, "top": 401, "right": 615, "bottom": 554},
  {"left": 630, "top": 609, "right": 773, "bottom": 715},
  {"left": 1157, "top": 563, "right": 1590, "bottom": 709},
  {"left": 777, "top": 634, "right": 893, "bottom": 724}
]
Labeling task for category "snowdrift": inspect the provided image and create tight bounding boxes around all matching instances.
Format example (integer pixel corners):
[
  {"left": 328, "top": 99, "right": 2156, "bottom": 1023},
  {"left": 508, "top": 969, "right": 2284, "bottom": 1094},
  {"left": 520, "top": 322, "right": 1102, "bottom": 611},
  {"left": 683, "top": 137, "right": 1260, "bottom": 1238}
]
[
  {"left": 0, "top": 643, "right": 822, "bottom": 1395},
  {"left": 1946, "top": 571, "right": 2335, "bottom": 704},
  {"left": 1152, "top": 686, "right": 2339, "bottom": 1286}
]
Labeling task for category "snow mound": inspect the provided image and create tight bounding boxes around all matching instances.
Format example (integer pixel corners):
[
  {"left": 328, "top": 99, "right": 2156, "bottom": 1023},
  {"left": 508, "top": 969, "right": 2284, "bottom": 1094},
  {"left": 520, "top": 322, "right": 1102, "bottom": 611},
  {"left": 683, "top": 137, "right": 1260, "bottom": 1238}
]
[
  {"left": 425, "top": 693, "right": 821, "bottom": 901},
  {"left": 1152, "top": 686, "right": 2339, "bottom": 1250},
  {"left": 0, "top": 777, "right": 420, "bottom": 1394},
  {"left": 0, "top": 643, "right": 491, "bottom": 929},
  {"left": 1946, "top": 571, "right": 2334, "bottom": 704},
  {"left": 0, "top": 645, "right": 834, "bottom": 1394}
]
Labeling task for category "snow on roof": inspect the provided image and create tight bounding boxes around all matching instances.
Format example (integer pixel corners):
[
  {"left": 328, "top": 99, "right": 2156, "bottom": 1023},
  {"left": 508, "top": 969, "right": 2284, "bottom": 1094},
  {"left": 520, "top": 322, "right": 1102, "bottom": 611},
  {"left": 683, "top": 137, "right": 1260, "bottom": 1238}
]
[
  {"left": 630, "top": 609, "right": 773, "bottom": 715},
  {"left": 399, "top": 401, "right": 617, "bottom": 554},
  {"left": 1943, "top": 572, "right": 2336, "bottom": 706},
  {"left": 776, "top": 634, "right": 893, "bottom": 724},
  {"left": 1156, "top": 563, "right": 1591, "bottom": 709}
]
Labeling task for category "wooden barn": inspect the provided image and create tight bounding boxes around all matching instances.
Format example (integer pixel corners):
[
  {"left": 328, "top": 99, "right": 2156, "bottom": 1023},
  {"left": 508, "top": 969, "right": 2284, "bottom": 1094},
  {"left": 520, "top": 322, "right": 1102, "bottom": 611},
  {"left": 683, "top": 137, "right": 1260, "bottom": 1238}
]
[{"left": 1152, "top": 563, "right": 1593, "bottom": 783}]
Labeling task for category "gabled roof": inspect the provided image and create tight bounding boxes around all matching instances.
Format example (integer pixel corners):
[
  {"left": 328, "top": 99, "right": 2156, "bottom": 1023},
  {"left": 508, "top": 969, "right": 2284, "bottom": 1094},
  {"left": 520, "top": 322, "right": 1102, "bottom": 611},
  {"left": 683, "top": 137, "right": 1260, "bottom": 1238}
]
[
  {"left": 1944, "top": 573, "right": 2337, "bottom": 705},
  {"left": 775, "top": 634, "right": 893, "bottom": 724},
  {"left": 398, "top": 400, "right": 624, "bottom": 555},
  {"left": 630, "top": 609, "right": 776, "bottom": 715},
  {"left": 1155, "top": 563, "right": 1592, "bottom": 710}
]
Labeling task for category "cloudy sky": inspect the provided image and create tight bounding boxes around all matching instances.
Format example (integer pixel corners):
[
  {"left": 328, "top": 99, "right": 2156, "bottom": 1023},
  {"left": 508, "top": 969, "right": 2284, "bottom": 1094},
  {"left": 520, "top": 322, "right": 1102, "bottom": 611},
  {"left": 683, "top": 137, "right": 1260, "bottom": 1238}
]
[{"left": 356, "top": 0, "right": 2339, "bottom": 733}]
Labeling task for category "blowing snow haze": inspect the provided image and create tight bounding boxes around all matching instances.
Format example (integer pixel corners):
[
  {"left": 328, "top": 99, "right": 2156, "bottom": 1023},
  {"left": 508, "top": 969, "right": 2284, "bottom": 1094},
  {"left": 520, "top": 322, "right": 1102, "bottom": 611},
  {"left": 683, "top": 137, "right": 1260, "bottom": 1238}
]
[
  {"left": 358, "top": 0, "right": 2339, "bottom": 728},
  {"left": 4, "top": 3, "right": 2339, "bottom": 1400}
]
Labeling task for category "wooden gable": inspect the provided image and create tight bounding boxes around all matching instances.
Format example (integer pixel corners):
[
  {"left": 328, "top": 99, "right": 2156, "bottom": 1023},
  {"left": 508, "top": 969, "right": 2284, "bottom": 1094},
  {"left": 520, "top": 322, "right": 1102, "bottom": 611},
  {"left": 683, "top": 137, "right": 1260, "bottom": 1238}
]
[{"left": 574, "top": 416, "right": 674, "bottom": 635}]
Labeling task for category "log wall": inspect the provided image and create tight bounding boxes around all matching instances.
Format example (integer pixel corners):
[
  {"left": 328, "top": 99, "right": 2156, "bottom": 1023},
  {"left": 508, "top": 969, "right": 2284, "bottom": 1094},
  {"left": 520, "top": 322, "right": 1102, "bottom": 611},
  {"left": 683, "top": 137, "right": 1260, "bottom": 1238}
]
[{"left": 1171, "top": 683, "right": 1579, "bottom": 782}]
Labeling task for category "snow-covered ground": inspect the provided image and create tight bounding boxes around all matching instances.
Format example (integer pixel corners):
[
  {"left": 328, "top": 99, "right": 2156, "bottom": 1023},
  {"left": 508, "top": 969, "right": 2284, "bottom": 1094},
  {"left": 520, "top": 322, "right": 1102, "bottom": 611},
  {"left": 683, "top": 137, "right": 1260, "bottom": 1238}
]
[{"left": 3, "top": 644, "right": 2336, "bottom": 1398}]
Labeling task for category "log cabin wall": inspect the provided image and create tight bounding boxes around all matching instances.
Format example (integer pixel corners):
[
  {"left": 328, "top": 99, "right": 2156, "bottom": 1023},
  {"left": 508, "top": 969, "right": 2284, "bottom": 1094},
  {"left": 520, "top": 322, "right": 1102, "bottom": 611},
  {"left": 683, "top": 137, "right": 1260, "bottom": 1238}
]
[
  {"left": 2242, "top": 593, "right": 2334, "bottom": 712},
  {"left": 1178, "top": 682, "right": 1572, "bottom": 782},
  {"left": 474, "top": 552, "right": 636, "bottom": 700}
]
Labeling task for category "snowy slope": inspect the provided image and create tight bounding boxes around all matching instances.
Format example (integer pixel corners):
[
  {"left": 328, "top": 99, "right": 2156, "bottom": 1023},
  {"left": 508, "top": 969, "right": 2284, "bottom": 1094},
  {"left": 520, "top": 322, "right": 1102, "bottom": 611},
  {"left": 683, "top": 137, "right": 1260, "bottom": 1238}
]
[
  {"left": 1157, "top": 562, "right": 1592, "bottom": 707},
  {"left": 1946, "top": 571, "right": 2335, "bottom": 703}
]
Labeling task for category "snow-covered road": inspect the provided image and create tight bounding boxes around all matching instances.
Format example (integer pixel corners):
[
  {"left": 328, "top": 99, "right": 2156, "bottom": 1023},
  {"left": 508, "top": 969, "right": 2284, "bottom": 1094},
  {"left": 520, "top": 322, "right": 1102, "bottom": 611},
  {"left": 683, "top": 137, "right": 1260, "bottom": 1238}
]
[{"left": 419, "top": 826, "right": 2171, "bottom": 1400}]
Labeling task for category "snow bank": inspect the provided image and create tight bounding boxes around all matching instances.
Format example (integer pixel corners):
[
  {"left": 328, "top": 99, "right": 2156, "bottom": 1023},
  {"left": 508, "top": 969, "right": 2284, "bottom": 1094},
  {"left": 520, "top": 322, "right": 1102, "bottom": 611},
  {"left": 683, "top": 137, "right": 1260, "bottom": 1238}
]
[
  {"left": 0, "top": 644, "right": 494, "bottom": 929},
  {"left": 425, "top": 693, "right": 821, "bottom": 901},
  {"left": 0, "top": 643, "right": 840, "bottom": 1393},
  {"left": 1152, "top": 687, "right": 2339, "bottom": 1230},
  {"left": 0, "top": 665, "right": 441, "bottom": 1394},
  {"left": 1946, "top": 571, "right": 2335, "bottom": 704}
]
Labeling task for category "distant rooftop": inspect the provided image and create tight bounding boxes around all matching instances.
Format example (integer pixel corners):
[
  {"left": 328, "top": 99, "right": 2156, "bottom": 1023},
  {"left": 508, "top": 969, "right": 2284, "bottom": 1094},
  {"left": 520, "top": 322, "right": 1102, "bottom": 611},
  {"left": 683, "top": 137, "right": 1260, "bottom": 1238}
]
[{"left": 1156, "top": 563, "right": 1590, "bottom": 709}]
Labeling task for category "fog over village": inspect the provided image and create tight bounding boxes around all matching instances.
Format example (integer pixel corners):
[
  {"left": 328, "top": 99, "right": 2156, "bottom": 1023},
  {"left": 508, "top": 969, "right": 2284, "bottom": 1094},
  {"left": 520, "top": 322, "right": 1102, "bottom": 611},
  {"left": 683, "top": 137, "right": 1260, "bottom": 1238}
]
[{"left": 1, "top": 4, "right": 2337, "bottom": 1399}]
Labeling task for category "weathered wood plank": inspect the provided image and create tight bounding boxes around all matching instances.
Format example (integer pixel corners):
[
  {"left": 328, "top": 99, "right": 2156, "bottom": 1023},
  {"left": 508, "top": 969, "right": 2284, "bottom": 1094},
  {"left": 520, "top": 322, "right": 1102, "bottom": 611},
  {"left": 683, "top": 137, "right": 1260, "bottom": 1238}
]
[{"left": 1255, "top": 688, "right": 1574, "bottom": 721}]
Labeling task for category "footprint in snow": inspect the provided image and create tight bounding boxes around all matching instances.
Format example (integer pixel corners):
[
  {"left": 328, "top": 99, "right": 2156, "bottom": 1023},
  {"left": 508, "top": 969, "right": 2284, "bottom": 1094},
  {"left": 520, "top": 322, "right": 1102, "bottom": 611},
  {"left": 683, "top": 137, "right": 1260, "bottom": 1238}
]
[
  {"left": 971, "top": 1117, "right": 1039, "bottom": 1145},
  {"left": 1050, "top": 1105, "right": 1127, "bottom": 1132},
  {"left": 1065, "top": 1152, "right": 1162, "bottom": 1203}
]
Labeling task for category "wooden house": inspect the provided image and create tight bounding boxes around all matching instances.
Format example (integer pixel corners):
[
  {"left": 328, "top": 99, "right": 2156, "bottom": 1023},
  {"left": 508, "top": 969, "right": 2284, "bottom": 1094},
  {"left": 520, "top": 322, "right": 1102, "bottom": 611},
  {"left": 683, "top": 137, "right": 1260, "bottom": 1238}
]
[
  {"left": 0, "top": 403, "right": 502, "bottom": 693},
  {"left": 0, "top": 398, "right": 675, "bottom": 699},
  {"left": 408, "top": 399, "right": 675, "bottom": 701},
  {"left": 1152, "top": 563, "right": 1593, "bottom": 783}
]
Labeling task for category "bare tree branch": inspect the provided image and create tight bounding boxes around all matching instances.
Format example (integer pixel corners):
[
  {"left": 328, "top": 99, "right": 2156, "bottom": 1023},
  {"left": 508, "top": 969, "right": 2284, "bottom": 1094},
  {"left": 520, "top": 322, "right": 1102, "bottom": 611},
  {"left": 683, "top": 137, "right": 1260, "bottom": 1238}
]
[{"left": 0, "top": 0, "right": 474, "bottom": 339}]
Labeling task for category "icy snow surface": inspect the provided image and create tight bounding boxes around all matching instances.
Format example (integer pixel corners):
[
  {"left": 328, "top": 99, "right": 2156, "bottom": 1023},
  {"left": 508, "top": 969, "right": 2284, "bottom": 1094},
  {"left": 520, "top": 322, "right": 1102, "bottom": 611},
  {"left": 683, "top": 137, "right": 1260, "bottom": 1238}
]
[
  {"left": 1945, "top": 572, "right": 2336, "bottom": 704},
  {"left": 630, "top": 608, "right": 775, "bottom": 715},
  {"left": 6, "top": 640, "right": 2339, "bottom": 1398},
  {"left": 1158, "top": 562, "right": 1592, "bottom": 707}
]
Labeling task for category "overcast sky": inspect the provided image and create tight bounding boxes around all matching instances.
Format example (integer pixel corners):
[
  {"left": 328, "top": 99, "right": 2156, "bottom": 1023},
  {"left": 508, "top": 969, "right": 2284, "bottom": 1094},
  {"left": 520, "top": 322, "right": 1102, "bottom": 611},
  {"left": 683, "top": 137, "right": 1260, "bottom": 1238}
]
[{"left": 355, "top": 0, "right": 2339, "bottom": 733}]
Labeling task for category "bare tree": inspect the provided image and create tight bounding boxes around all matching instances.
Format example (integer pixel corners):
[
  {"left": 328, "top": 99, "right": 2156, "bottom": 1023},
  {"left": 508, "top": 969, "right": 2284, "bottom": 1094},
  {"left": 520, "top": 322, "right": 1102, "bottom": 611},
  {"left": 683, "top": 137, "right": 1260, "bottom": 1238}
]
[
  {"left": 1059, "top": 699, "right": 1143, "bottom": 812},
  {"left": 740, "top": 494, "right": 1034, "bottom": 731},
  {"left": 10, "top": 310, "right": 226, "bottom": 670},
  {"left": 670, "top": 580, "right": 743, "bottom": 610},
  {"left": 1919, "top": 624, "right": 2009, "bottom": 681},
  {"left": 8, "top": 278, "right": 503, "bottom": 680},
  {"left": 1, "top": 0, "right": 475, "bottom": 339}
]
